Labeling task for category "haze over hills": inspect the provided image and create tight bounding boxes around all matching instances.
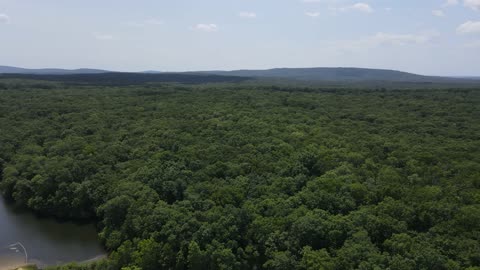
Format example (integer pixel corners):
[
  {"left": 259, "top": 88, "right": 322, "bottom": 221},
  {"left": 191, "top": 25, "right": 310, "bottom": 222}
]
[
  {"left": 0, "top": 65, "right": 109, "bottom": 75},
  {"left": 199, "top": 67, "right": 452, "bottom": 83},
  {"left": 0, "top": 72, "right": 250, "bottom": 86},
  {"left": 1, "top": 65, "right": 478, "bottom": 84}
]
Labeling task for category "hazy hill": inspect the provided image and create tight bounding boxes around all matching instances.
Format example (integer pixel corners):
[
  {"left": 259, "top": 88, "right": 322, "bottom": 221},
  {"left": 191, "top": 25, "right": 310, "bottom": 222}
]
[
  {"left": 200, "top": 67, "right": 453, "bottom": 82},
  {"left": 0, "top": 72, "right": 250, "bottom": 86},
  {"left": 2, "top": 66, "right": 479, "bottom": 85},
  {"left": 0, "top": 65, "right": 110, "bottom": 75}
]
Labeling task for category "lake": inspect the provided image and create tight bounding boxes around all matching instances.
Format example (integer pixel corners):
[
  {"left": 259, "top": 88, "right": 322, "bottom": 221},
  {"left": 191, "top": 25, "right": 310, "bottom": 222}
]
[{"left": 0, "top": 197, "right": 105, "bottom": 269}]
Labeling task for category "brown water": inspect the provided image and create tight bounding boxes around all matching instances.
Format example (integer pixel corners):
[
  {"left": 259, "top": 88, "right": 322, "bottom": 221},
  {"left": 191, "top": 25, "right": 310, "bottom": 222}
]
[{"left": 0, "top": 198, "right": 105, "bottom": 269}]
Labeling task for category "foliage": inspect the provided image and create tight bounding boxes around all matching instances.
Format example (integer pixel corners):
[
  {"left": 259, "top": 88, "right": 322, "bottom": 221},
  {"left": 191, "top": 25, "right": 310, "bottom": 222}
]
[{"left": 1, "top": 81, "right": 480, "bottom": 269}]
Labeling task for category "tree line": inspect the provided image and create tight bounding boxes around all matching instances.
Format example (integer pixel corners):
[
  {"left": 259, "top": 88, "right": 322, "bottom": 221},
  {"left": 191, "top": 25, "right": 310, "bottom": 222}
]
[{"left": 0, "top": 81, "right": 479, "bottom": 269}]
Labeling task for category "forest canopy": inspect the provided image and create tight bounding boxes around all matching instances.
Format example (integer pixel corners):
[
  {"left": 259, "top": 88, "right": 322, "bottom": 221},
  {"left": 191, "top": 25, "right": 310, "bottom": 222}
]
[{"left": 0, "top": 81, "right": 479, "bottom": 270}]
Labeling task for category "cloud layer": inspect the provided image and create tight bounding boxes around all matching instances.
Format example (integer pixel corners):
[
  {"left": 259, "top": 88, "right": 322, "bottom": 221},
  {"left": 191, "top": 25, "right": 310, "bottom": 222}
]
[
  {"left": 0, "top": 14, "right": 9, "bottom": 24},
  {"left": 349, "top": 3, "right": 374, "bottom": 13},
  {"left": 442, "top": 0, "right": 480, "bottom": 10},
  {"left": 432, "top": 10, "right": 445, "bottom": 17},
  {"left": 457, "top": 21, "right": 480, "bottom": 34},
  {"left": 464, "top": 0, "right": 480, "bottom": 10},
  {"left": 194, "top": 24, "right": 218, "bottom": 32},
  {"left": 329, "top": 2, "right": 374, "bottom": 14},
  {"left": 305, "top": 11, "right": 321, "bottom": 17}
]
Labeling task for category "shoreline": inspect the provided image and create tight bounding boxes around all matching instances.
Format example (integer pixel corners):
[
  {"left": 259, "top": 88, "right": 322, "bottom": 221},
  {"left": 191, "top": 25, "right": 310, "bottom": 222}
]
[{"left": 0, "top": 254, "right": 107, "bottom": 270}]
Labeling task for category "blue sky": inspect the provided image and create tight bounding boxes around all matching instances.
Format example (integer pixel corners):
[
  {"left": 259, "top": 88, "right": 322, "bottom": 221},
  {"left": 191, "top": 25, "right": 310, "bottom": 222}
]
[{"left": 0, "top": 0, "right": 479, "bottom": 75}]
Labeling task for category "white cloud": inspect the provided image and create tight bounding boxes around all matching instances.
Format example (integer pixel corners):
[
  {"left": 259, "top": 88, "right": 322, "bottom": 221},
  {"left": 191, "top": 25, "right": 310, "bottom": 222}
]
[
  {"left": 194, "top": 23, "right": 218, "bottom": 32},
  {"left": 464, "top": 0, "right": 480, "bottom": 11},
  {"left": 93, "top": 33, "right": 114, "bottom": 40},
  {"left": 305, "top": 11, "right": 321, "bottom": 17},
  {"left": 331, "top": 2, "right": 374, "bottom": 13},
  {"left": 442, "top": 0, "right": 480, "bottom": 11},
  {"left": 349, "top": 3, "right": 374, "bottom": 13},
  {"left": 336, "top": 32, "right": 435, "bottom": 51},
  {"left": 443, "top": 0, "right": 459, "bottom": 7},
  {"left": 432, "top": 10, "right": 445, "bottom": 16},
  {"left": 239, "top": 12, "right": 256, "bottom": 18},
  {"left": 457, "top": 21, "right": 480, "bottom": 34},
  {"left": 0, "top": 13, "right": 9, "bottom": 24},
  {"left": 302, "top": 0, "right": 339, "bottom": 3},
  {"left": 385, "top": 7, "right": 393, "bottom": 12},
  {"left": 302, "top": 0, "right": 372, "bottom": 13},
  {"left": 369, "top": 32, "right": 432, "bottom": 46}
]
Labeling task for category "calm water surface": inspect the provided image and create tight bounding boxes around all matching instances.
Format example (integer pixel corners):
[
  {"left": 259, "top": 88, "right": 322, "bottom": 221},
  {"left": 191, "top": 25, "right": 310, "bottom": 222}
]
[{"left": 0, "top": 198, "right": 105, "bottom": 269}]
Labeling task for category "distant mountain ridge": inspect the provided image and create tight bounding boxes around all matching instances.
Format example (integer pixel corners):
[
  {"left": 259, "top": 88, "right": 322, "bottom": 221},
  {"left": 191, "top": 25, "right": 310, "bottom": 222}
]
[
  {"left": 1, "top": 65, "right": 478, "bottom": 84},
  {"left": 0, "top": 72, "right": 250, "bottom": 86},
  {"left": 0, "top": 65, "right": 110, "bottom": 75},
  {"left": 199, "top": 67, "right": 449, "bottom": 82}
]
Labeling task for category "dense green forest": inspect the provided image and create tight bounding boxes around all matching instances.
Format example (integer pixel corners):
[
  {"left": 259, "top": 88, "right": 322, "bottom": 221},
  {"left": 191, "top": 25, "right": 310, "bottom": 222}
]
[
  {"left": 0, "top": 73, "right": 250, "bottom": 86},
  {"left": 1, "top": 80, "right": 480, "bottom": 270}
]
